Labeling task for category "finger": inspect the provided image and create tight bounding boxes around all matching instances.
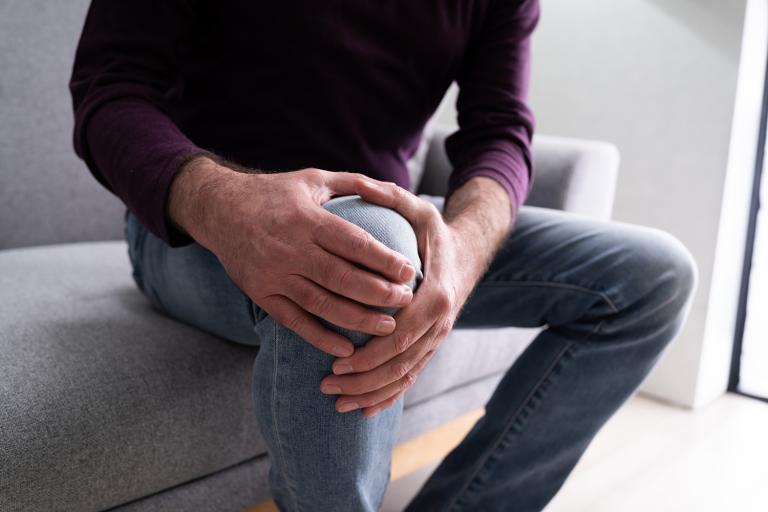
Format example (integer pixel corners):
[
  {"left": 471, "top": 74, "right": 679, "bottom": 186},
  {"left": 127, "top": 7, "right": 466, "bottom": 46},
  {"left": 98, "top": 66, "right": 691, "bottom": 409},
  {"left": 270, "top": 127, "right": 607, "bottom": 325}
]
[
  {"left": 305, "top": 249, "right": 413, "bottom": 308},
  {"left": 284, "top": 275, "right": 397, "bottom": 336},
  {"left": 331, "top": 286, "right": 436, "bottom": 375},
  {"left": 354, "top": 178, "right": 429, "bottom": 223},
  {"left": 363, "top": 391, "right": 405, "bottom": 417},
  {"left": 335, "top": 349, "right": 434, "bottom": 414},
  {"left": 321, "top": 170, "right": 378, "bottom": 197},
  {"left": 261, "top": 295, "right": 354, "bottom": 357},
  {"left": 313, "top": 209, "right": 417, "bottom": 284},
  {"left": 321, "top": 323, "right": 440, "bottom": 396},
  {"left": 333, "top": 374, "right": 411, "bottom": 413},
  {"left": 362, "top": 351, "right": 435, "bottom": 417}
]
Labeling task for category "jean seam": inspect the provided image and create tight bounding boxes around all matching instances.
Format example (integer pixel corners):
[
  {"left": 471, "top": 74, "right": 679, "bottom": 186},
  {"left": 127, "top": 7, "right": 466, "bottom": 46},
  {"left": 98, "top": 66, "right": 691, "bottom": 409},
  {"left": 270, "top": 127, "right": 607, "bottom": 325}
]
[
  {"left": 446, "top": 318, "right": 606, "bottom": 512},
  {"left": 270, "top": 321, "right": 300, "bottom": 511},
  {"left": 476, "top": 280, "right": 621, "bottom": 314},
  {"left": 126, "top": 214, "right": 155, "bottom": 300}
]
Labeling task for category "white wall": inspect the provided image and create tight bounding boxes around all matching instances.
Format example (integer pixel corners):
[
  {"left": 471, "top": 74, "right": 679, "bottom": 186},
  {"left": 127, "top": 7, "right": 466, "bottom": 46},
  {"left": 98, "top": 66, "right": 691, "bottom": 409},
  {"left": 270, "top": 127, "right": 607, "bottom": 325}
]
[{"left": 437, "top": 0, "right": 751, "bottom": 407}]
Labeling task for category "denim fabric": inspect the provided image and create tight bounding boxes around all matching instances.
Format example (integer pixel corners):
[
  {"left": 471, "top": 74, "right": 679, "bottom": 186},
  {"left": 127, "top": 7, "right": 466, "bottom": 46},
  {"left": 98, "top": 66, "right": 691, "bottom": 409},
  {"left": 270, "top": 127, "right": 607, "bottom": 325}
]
[{"left": 125, "top": 195, "right": 698, "bottom": 512}]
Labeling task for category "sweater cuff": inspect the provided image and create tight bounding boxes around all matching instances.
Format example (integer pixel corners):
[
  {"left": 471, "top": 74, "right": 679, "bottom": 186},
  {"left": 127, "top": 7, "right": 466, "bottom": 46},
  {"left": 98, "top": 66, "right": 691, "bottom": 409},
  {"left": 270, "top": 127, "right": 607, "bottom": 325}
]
[{"left": 81, "top": 99, "right": 212, "bottom": 247}]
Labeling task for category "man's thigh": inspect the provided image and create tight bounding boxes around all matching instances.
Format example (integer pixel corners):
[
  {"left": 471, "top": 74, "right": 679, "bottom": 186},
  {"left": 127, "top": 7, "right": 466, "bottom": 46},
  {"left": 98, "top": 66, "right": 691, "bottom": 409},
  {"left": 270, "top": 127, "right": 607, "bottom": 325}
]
[
  {"left": 125, "top": 194, "right": 422, "bottom": 347},
  {"left": 126, "top": 211, "right": 260, "bottom": 345},
  {"left": 455, "top": 204, "right": 693, "bottom": 330}
]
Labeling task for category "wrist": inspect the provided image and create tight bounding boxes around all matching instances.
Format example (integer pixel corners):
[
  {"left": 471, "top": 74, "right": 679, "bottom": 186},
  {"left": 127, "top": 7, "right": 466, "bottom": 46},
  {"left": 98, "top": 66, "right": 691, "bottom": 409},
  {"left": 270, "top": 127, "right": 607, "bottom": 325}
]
[
  {"left": 168, "top": 156, "right": 240, "bottom": 244},
  {"left": 443, "top": 177, "right": 514, "bottom": 287},
  {"left": 447, "top": 224, "right": 489, "bottom": 288}
]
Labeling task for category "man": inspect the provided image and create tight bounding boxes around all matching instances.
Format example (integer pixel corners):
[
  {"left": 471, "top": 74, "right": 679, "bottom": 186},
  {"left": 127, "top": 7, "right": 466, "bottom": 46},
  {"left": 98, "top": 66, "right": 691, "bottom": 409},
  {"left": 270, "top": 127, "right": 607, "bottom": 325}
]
[{"left": 70, "top": 1, "right": 698, "bottom": 510}]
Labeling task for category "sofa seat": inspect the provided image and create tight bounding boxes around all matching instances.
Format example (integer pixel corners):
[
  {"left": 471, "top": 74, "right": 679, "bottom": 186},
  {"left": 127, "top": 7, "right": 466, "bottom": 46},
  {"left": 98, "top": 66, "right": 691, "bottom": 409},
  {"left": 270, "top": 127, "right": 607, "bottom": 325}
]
[{"left": 0, "top": 241, "right": 539, "bottom": 511}]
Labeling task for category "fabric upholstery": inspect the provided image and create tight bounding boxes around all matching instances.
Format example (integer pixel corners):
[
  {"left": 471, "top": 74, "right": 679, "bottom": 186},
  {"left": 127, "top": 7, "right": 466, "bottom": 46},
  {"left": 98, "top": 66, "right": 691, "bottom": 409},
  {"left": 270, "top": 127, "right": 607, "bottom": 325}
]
[
  {"left": 0, "top": 0, "right": 126, "bottom": 249},
  {"left": 0, "top": 243, "right": 263, "bottom": 511},
  {"left": 419, "top": 125, "right": 620, "bottom": 220},
  {"left": 109, "top": 373, "right": 506, "bottom": 512},
  {"left": 0, "top": 242, "right": 540, "bottom": 511}
]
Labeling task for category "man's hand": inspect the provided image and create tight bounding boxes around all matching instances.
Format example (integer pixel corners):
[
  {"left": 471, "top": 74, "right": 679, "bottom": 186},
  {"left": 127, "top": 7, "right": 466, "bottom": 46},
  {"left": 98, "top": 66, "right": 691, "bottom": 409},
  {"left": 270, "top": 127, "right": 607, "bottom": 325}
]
[
  {"left": 320, "top": 177, "right": 514, "bottom": 416},
  {"left": 169, "top": 156, "right": 418, "bottom": 358}
]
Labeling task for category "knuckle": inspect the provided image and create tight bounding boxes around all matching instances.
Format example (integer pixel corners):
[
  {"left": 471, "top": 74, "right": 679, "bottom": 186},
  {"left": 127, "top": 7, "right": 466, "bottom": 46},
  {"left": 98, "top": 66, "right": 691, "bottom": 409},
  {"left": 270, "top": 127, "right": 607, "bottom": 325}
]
[
  {"left": 401, "top": 372, "right": 417, "bottom": 389},
  {"left": 433, "top": 287, "right": 453, "bottom": 312},
  {"left": 437, "top": 322, "right": 453, "bottom": 339},
  {"left": 391, "top": 361, "right": 410, "bottom": 381},
  {"left": 389, "top": 183, "right": 405, "bottom": 201},
  {"left": 284, "top": 207, "right": 305, "bottom": 225},
  {"left": 305, "top": 167, "right": 323, "bottom": 179},
  {"left": 285, "top": 314, "right": 307, "bottom": 334},
  {"left": 425, "top": 201, "right": 441, "bottom": 217},
  {"left": 384, "top": 284, "right": 400, "bottom": 305},
  {"left": 418, "top": 200, "right": 440, "bottom": 223},
  {"left": 351, "top": 231, "right": 372, "bottom": 253},
  {"left": 310, "top": 293, "right": 333, "bottom": 316},
  {"left": 319, "top": 256, "right": 337, "bottom": 280},
  {"left": 392, "top": 331, "right": 411, "bottom": 354},
  {"left": 337, "top": 268, "right": 356, "bottom": 290}
]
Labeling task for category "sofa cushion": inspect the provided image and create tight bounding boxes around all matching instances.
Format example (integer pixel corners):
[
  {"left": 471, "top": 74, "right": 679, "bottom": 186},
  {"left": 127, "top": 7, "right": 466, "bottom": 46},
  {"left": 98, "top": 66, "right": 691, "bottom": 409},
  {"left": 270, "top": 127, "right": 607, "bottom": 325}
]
[
  {"left": 0, "top": 242, "right": 537, "bottom": 511},
  {"left": 0, "top": 242, "right": 263, "bottom": 511}
]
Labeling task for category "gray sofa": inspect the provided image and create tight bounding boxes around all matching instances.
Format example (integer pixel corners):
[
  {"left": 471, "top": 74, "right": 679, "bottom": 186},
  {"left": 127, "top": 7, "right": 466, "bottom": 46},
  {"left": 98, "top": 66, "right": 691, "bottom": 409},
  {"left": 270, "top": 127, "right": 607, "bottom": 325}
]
[{"left": 0, "top": 1, "right": 619, "bottom": 511}]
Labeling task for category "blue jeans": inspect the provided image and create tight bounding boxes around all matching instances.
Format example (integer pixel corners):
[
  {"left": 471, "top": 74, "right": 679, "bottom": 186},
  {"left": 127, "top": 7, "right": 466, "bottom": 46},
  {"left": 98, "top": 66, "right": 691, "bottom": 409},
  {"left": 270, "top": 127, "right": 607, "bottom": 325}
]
[{"left": 125, "top": 195, "right": 698, "bottom": 511}]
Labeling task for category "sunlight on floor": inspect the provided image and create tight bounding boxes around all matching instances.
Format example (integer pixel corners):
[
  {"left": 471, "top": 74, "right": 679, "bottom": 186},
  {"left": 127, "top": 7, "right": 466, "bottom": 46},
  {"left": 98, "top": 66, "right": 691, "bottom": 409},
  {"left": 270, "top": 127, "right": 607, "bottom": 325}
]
[{"left": 384, "top": 394, "right": 768, "bottom": 512}]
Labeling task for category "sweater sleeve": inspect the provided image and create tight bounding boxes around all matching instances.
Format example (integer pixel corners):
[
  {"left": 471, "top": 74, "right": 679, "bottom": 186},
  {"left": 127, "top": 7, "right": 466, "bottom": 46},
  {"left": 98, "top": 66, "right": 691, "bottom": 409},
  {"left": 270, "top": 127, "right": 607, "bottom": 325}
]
[
  {"left": 444, "top": 0, "right": 540, "bottom": 223},
  {"left": 69, "top": 0, "right": 207, "bottom": 247}
]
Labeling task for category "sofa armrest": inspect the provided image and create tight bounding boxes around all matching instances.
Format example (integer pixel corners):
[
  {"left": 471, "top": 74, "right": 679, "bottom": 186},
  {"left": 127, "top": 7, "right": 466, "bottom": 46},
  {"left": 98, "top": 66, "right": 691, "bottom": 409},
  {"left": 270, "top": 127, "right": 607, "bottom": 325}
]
[{"left": 416, "top": 125, "right": 620, "bottom": 220}]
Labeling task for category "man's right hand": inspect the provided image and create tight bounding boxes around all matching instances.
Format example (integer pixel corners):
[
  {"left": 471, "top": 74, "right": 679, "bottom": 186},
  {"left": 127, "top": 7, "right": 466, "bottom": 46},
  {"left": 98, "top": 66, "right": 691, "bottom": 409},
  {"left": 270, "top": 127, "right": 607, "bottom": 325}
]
[{"left": 168, "top": 156, "right": 417, "bottom": 357}]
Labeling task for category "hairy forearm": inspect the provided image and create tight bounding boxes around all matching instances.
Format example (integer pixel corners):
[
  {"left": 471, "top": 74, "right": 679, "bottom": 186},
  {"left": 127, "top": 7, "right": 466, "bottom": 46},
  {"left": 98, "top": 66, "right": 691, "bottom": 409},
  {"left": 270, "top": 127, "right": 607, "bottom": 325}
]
[
  {"left": 443, "top": 176, "right": 515, "bottom": 282},
  {"left": 168, "top": 152, "right": 269, "bottom": 243}
]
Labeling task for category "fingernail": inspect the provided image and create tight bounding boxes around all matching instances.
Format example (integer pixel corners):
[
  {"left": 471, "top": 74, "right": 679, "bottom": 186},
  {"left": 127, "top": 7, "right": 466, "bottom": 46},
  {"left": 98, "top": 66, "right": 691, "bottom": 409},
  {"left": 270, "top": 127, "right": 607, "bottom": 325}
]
[
  {"left": 321, "top": 384, "right": 342, "bottom": 395},
  {"left": 338, "top": 402, "right": 359, "bottom": 413},
  {"left": 399, "top": 263, "right": 414, "bottom": 281},
  {"left": 333, "top": 363, "right": 353, "bottom": 375},
  {"left": 333, "top": 345, "right": 353, "bottom": 357},
  {"left": 377, "top": 317, "right": 396, "bottom": 333},
  {"left": 400, "top": 286, "right": 413, "bottom": 303}
]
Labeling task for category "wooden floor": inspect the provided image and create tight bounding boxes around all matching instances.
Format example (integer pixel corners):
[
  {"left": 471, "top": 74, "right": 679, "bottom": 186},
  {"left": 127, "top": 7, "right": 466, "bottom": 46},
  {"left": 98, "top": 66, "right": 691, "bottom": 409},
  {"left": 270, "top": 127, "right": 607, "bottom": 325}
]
[{"left": 248, "top": 394, "right": 768, "bottom": 512}]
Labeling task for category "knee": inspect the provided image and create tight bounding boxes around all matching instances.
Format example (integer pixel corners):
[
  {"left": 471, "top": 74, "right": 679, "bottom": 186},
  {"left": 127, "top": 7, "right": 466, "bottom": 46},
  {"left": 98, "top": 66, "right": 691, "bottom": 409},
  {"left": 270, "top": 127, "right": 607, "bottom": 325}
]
[
  {"left": 621, "top": 227, "right": 699, "bottom": 318},
  {"left": 647, "top": 229, "right": 698, "bottom": 303},
  {"left": 323, "top": 195, "right": 422, "bottom": 284}
]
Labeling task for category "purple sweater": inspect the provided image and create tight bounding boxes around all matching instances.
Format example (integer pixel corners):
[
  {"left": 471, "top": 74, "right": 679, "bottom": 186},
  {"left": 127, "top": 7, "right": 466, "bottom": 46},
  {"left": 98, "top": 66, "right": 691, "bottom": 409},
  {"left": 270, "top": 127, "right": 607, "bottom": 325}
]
[{"left": 70, "top": 0, "right": 539, "bottom": 247}]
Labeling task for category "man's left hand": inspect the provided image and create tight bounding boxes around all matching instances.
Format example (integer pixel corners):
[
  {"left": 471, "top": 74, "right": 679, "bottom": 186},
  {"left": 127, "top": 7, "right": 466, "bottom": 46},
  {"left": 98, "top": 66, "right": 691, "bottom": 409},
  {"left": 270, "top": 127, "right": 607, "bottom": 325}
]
[{"left": 319, "top": 179, "right": 493, "bottom": 417}]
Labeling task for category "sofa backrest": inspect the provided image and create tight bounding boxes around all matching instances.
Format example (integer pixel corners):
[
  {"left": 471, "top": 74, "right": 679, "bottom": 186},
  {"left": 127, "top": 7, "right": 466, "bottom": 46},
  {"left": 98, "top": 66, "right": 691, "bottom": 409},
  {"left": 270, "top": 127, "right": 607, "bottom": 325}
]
[
  {"left": 0, "top": 1, "right": 448, "bottom": 251},
  {"left": 0, "top": 0, "right": 126, "bottom": 250}
]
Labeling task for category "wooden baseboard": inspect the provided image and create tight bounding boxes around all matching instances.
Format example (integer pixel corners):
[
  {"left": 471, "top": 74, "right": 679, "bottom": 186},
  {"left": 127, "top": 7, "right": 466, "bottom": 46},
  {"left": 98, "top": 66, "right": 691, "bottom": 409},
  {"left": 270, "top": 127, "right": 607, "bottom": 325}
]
[{"left": 244, "top": 408, "right": 484, "bottom": 512}]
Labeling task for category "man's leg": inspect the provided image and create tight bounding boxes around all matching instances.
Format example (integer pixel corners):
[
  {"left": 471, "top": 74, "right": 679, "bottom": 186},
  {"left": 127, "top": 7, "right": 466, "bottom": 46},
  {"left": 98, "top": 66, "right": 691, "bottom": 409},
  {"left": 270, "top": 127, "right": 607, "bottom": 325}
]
[
  {"left": 125, "top": 195, "right": 422, "bottom": 511},
  {"left": 251, "top": 195, "right": 422, "bottom": 511},
  {"left": 405, "top": 204, "right": 698, "bottom": 512}
]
